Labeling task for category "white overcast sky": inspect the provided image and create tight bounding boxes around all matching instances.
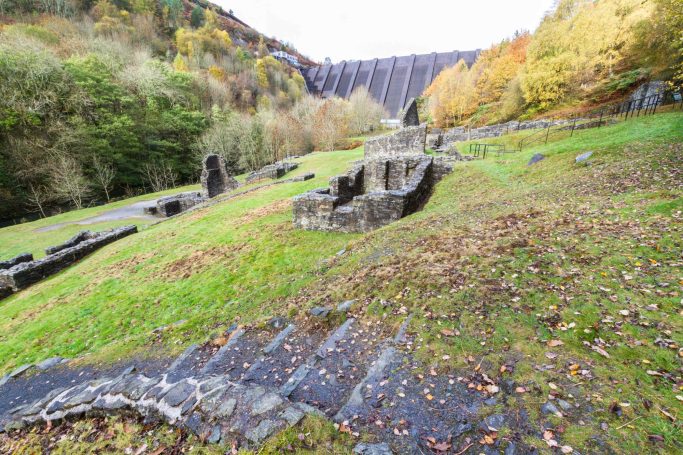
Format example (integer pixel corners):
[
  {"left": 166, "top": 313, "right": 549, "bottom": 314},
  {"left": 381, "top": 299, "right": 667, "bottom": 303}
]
[{"left": 214, "top": 0, "right": 556, "bottom": 63}]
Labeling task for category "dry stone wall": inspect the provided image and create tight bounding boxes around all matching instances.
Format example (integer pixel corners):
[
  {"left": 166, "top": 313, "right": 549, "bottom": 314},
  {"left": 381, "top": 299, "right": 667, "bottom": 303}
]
[
  {"left": 246, "top": 162, "right": 299, "bottom": 184},
  {"left": 364, "top": 125, "right": 427, "bottom": 160},
  {"left": 0, "top": 226, "right": 137, "bottom": 293},
  {"left": 440, "top": 119, "right": 575, "bottom": 146},
  {"left": 0, "top": 253, "right": 33, "bottom": 270}
]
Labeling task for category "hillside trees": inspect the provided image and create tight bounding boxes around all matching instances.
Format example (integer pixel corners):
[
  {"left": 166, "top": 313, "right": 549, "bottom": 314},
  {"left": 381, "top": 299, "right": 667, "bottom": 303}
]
[
  {"left": 0, "top": 0, "right": 342, "bottom": 222},
  {"left": 424, "top": 0, "right": 680, "bottom": 127}
]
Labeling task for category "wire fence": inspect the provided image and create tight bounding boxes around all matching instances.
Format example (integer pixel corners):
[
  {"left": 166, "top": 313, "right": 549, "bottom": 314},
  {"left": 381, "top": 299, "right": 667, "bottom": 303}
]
[{"left": 465, "top": 89, "right": 682, "bottom": 158}]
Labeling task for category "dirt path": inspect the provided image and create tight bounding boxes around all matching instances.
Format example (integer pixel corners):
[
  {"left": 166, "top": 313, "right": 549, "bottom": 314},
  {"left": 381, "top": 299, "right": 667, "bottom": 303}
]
[{"left": 35, "top": 200, "right": 158, "bottom": 233}]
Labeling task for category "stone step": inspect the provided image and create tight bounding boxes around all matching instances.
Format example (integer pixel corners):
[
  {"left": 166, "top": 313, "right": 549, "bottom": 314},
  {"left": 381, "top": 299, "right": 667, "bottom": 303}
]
[
  {"left": 287, "top": 319, "right": 391, "bottom": 417},
  {"left": 278, "top": 318, "right": 356, "bottom": 398},
  {"left": 243, "top": 321, "right": 331, "bottom": 392},
  {"left": 199, "top": 327, "right": 278, "bottom": 380},
  {"left": 2, "top": 369, "right": 310, "bottom": 447},
  {"left": 335, "top": 315, "right": 412, "bottom": 422}
]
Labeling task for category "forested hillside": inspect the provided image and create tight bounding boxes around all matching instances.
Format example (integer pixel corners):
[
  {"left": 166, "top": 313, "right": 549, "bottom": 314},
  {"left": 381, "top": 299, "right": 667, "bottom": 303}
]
[
  {"left": 425, "top": 0, "right": 683, "bottom": 127},
  {"left": 0, "top": 0, "right": 386, "bottom": 223}
]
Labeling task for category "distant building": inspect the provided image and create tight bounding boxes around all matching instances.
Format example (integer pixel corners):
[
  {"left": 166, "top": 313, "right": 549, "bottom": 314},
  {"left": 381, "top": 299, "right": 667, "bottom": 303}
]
[{"left": 271, "top": 50, "right": 299, "bottom": 67}]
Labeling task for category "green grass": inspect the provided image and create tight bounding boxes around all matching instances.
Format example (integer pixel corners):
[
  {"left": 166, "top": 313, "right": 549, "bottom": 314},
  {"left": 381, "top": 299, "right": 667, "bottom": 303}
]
[
  {"left": 0, "top": 184, "right": 199, "bottom": 260},
  {"left": 1, "top": 113, "right": 682, "bottom": 453},
  {"left": 0, "top": 148, "right": 362, "bottom": 369}
]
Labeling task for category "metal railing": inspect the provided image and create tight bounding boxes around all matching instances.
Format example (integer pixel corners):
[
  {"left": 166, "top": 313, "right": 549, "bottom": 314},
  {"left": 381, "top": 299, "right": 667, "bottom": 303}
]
[{"left": 469, "top": 143, "right": 506, "bottom": 159}]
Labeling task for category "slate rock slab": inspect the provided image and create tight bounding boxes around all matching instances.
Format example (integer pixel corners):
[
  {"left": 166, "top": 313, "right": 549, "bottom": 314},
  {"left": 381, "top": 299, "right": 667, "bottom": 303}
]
[
  {"left": 354, "top": 442, "right": 394, "bottom": 454},
  {"left": 527, "top": 153, "right": 545, "bottom": 166},
  {"left": 309, "top": 306, "right": 331, "bottom": 318},
  {"left": 575, "top": 151, "right": 593, "bottom": 164}
]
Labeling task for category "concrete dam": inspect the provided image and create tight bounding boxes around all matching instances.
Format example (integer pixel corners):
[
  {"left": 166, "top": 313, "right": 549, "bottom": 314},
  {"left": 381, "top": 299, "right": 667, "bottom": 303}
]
[{"left": 303, "top": 50, "right": 480, "bottom": 118}]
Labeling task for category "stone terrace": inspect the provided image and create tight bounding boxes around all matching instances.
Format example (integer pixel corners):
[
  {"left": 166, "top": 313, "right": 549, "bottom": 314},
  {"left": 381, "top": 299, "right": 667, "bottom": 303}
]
[{"left": 0, "top": 308, "right": 542, "bottom": 453}]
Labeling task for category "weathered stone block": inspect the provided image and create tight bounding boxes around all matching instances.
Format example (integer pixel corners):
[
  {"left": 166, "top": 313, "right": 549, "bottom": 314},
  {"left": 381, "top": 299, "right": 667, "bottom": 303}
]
[
  {"left": 292, "top": 172, "right": 315, "bottom": 182},
  {"left": 155, "top": 191, "right": 204, "bottom": 217},
  {"left": 399, "top": 98, "right": 419, "bottom": 127},
  {"left": 246, "top": 162, "right": 299, "bottom": 184},
  {"left": 0, "top": 253, "right": 33, "bottom": 270},
  {"left": 201, "top": 154, "right": 240, "bottom": 198},
  {"left": 364, "top": 125, "right": 427, "bottom": 160}
]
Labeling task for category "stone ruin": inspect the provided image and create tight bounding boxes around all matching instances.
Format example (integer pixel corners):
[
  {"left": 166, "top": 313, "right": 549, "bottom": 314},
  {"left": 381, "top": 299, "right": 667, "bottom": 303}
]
[
  {"left": 246, "top": 161, "right": 299, "bottom": 184},
  {"left": 145, "top": 191, "right": 204, "bottom": 218},
  {"left": 400, "top": 98, "right": 420, "bottom": 127},
  {"left": 145, "top": 155, "right": 240, "bottom": 219},
  {"left": 293, "top": 109, "right": 452, "bottom": 233},
  {"left": 0, "top": 253, "right": 33, "bottom": 270},
  {"left": 0, "top": 226, "right": 137, "bottom": 298},
  {"left": 201, "top": 154, "right": 240, "bottom": 199},
  {"left": 364, "top": 125, "right": 427, "bottom": 159}
]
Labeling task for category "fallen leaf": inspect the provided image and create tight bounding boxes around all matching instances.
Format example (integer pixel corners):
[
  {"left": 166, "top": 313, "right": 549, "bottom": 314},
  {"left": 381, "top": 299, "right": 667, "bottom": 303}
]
[
  {"left": 592, "top": 346, "right": 610, "bottom": 358},
  {"left": 548, "top": 340, "right": 564, "bottom": 347},
  {"left": 433, "top": 441, "right": 451, "bottom": 451}
]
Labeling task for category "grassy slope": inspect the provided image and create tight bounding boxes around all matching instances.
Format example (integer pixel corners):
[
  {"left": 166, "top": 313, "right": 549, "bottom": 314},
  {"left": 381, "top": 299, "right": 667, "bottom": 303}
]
[
  {"left": 0, "top": 113, "right": 681, "bottom": 453},
  {"left": 0, "top": 184, "right": 199, "bottom": 260},
  {"left": 0, "top": 149, "right": 362, "bottom": 367}
]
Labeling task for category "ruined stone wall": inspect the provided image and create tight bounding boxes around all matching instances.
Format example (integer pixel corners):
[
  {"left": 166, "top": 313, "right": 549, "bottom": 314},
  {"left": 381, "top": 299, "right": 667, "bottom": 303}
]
[
  {"left": 0, "top": 253, "right": 33, "bottom": 270},
  {"left": 246, "top": 162, "right": 298, "bottom": 184},
  {"left": 0, "top": 226, "right": 137, "bottom": 292},
  {"left": 441, "top": 119, "right": 575, "bottom": 146},
  {"left": 293, "top": 156, "right": 439, "bottom": 233},
  {"left": 155, "top": 192, "right": 204, "bottom": 217},
  {"left": 364, "top": 125, "right": 427, "bottom": 160},
  {"left": 201, "top": 154, "right": 240, "bottom": 198},
  {"left": 399, "top": 98, "right": 420, "bottom": 127},
  {"left": 330, "top": 165, "right": 363, "bottom": 203},
  {"left": 45, "top": 231, "right": 96, "bottom": 256}
]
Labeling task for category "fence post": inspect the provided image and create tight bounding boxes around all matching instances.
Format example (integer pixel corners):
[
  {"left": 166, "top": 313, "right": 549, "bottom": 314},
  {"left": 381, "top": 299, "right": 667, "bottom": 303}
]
[
  {"left": 653, "top": 95, "right": 660, "bottom": 115},
  {"left": 570, "top": 118, "right": 577, "bottom": 136},
  {"left": 545, "top": 125, "right": 550, "bottom": 144},
  {"left": 598, "top": 111, "right": 603, "bottom": 128}
]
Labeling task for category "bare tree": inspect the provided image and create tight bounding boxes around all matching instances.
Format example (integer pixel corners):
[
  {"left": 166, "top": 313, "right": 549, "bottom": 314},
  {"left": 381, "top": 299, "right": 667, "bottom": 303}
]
[
  {"left": 143, "top": 162, "right": 178, "bottom": 193},
  {"left": 26, "top": 183, "right": 52, "bottom": 218},
  {"left": 92, "top": 155, "right": 116, "bottom": 202},
  {"left": 51, "top": 154, "right": 91, "bottom": 209},
  {"left": 348, "top": 86, "right": 387, "bottom": 135}
]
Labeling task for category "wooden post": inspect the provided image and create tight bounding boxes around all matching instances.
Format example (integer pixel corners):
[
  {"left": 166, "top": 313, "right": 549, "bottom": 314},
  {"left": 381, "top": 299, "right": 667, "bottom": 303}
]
[
  {"left": 570, "top": 118, "right": 577, "bottom": 136},
  {"left": 545, "top": 125, "right": 550, "bottom": 144}
]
